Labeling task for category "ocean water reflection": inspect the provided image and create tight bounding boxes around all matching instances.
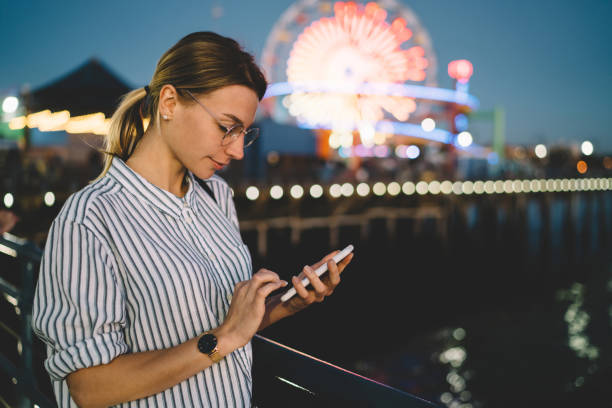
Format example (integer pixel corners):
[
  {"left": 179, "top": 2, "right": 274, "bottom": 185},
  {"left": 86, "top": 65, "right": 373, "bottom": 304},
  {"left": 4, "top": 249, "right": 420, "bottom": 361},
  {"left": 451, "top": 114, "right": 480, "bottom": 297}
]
[
  {"left": 344, "top": 193, "right": 612, "bottom": 407},
  {"left": 350, "top": 269, "right": 611, "bottom": 407},
  {"left": 254, "top": 191, "right": 611, "bottom": 407}
]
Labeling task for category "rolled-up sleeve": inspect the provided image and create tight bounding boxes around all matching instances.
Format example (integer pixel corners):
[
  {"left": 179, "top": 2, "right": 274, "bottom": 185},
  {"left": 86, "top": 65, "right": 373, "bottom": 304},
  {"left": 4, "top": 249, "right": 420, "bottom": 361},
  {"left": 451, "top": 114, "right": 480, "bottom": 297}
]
[{"left": 32, "top": 218, "right": 129, "bottom": 381}]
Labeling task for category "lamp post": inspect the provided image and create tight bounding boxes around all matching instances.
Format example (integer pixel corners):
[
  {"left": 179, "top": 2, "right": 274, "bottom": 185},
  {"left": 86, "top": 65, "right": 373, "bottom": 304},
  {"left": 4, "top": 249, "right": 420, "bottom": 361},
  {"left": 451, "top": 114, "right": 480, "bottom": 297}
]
[
  {"left": 1, "top": 86, "right": 30, "bottom": 149},
  {"left": 1, "top": 94, "right": 23, "bottom": 144},
  {"left": 20, "top": 86, "right": 31, "bottom": 151}
]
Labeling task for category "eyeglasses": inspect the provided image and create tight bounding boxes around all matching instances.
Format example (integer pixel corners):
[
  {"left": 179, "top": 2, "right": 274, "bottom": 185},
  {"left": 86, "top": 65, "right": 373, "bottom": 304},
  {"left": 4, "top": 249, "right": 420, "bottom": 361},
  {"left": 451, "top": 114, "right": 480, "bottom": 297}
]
[{"left": 184, "top": 90, "right": 259, "bottom": 148}]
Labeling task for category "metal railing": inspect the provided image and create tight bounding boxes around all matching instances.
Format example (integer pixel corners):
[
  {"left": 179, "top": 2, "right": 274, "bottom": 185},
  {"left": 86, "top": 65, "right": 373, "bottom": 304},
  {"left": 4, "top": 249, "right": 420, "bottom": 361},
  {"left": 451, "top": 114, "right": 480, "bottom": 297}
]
[
  {"left": 252, "top": 334, "right": 438, "bottom": 407},
  {"left": 0, "top": 233, "right": 54, "bottom": 408}
]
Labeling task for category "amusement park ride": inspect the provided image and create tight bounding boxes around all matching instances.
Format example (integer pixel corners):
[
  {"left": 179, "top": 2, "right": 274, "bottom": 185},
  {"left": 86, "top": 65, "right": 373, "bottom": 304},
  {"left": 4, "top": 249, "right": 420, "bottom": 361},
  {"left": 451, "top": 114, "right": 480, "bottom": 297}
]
[
  {"left": 260, "top": 0, "right": 483, "bottom": 165},
  {"left": 2, "top": 0, "right": 486, "bottom": 173}
]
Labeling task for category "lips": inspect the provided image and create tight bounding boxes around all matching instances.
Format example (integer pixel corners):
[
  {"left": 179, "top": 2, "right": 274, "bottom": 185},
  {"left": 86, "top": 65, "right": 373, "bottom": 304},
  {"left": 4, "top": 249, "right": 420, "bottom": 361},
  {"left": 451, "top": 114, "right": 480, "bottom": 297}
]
[{"left": 211, "top": 158, "right": 228, "bottom": 170}]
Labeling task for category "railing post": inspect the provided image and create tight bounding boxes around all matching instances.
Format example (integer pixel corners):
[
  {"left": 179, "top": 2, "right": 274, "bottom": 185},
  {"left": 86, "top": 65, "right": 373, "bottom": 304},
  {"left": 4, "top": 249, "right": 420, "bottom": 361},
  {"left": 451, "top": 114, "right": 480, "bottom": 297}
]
[{"left": 18, "top": 252, "right": 36, "bottom": 408}]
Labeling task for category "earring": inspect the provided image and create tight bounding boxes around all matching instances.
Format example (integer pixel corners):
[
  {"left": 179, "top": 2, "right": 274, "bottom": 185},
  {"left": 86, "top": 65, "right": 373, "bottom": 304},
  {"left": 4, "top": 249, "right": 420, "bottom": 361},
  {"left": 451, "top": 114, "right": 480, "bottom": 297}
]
[{"left": 162, "top": 115, "right": 168, "bottom": 120}]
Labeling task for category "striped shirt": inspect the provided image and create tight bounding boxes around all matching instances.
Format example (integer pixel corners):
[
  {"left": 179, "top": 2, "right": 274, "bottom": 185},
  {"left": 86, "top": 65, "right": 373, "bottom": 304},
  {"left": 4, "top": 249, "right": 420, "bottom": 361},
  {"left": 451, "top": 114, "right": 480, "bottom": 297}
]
[{"left": 32, "top": 157, "right": 254, "bottom": 407}]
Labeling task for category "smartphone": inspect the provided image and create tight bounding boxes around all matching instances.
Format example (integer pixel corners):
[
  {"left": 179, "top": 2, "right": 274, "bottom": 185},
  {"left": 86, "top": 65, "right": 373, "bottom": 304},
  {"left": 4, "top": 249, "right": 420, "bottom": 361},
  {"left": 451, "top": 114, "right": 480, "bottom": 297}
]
[{"left": 280, "top": 244, "right": 354, "bottom": 302}]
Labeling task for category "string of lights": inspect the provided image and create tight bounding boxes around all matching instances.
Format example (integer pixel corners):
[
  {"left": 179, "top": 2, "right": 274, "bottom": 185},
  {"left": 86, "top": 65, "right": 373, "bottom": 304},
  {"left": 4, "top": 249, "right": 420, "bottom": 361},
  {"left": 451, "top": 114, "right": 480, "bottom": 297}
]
[
  {"left": 244, "top": 178, "right": 612, "bottom": 200},
  {"left": 4, "top": 178, "right": 610, "bottom": 209}
]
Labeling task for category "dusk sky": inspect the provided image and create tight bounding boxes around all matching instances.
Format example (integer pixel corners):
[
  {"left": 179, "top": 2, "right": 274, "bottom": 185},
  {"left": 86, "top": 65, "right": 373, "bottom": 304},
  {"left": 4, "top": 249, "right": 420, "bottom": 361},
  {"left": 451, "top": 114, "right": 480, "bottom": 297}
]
[{"left": 2, "top": 0, "right": 611, "bottom": 152}]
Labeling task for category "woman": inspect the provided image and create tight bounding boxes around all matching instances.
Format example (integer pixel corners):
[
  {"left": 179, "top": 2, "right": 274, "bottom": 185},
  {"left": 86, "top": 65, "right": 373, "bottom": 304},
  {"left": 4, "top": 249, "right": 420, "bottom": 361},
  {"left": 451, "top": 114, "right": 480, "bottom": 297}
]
[{"left": 32, "top": 32, "right": 353, "bottom": 407}]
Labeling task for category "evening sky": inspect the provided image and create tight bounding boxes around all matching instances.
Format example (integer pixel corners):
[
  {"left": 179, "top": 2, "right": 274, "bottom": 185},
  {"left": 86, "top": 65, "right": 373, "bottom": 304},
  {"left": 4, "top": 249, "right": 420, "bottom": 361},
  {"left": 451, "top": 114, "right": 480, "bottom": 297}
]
[{"left": 1, "top": 0, "right": 610, "bottom": 152}]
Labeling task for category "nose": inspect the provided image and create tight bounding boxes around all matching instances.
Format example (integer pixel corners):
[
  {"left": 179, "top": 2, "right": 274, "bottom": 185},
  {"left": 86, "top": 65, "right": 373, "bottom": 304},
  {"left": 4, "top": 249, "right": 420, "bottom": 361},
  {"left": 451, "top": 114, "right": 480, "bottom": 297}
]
[{"left": 225, "top": 134, "right": 245, "bottom": 160}]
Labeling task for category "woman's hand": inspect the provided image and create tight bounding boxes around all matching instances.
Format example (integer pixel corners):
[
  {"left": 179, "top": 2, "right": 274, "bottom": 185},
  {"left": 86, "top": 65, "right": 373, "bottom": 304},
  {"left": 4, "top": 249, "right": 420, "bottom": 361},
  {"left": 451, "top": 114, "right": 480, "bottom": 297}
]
[
  {"left": 218, "top": 269, "right": 287, "bottom": 350},
  {"left": 282, "top": 250, "right": 354, "bottom": 314}
]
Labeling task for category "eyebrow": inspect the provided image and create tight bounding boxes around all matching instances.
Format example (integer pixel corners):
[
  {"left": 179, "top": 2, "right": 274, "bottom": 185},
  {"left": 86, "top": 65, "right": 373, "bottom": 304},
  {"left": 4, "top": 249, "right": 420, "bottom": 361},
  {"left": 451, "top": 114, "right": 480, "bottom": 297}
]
[{"left": 221, "top": 113, "right": 244, "bottom": 126}]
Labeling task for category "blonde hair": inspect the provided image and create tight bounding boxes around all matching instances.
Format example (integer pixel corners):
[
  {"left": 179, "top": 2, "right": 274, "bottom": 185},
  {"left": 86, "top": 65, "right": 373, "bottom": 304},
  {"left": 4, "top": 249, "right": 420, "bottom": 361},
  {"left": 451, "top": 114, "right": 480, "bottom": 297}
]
[{"left": 95, "top": 31, "right": 267, "bottom": 180}]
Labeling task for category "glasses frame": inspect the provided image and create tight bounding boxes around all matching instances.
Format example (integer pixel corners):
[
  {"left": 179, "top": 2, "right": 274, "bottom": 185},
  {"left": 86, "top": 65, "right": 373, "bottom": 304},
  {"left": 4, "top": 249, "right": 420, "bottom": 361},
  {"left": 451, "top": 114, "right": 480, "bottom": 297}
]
[{"left": 183, "top": 89, "right": 259, "bottom": 148}]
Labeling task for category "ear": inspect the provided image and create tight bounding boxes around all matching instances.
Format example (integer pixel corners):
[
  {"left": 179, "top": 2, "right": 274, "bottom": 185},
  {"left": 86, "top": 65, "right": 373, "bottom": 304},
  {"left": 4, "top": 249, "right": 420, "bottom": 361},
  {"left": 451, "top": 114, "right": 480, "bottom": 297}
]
[{"left": 158, "top": 84, "right": 178, "bottom": 119}]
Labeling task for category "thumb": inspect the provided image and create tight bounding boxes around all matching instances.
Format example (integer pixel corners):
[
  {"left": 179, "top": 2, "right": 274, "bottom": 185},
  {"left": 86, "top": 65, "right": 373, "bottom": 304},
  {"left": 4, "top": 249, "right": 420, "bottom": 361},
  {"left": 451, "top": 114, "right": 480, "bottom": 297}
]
[{"left": 256, "top": 280, "right": 288, "bottom": 299}]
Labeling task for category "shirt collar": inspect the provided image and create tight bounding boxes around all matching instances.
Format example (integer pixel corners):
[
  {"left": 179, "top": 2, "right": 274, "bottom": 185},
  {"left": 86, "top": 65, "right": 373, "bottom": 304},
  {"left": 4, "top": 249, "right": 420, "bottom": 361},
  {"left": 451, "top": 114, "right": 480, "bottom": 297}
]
[{"left": 107, "top": 157, "right": 198, "bottom": 218}]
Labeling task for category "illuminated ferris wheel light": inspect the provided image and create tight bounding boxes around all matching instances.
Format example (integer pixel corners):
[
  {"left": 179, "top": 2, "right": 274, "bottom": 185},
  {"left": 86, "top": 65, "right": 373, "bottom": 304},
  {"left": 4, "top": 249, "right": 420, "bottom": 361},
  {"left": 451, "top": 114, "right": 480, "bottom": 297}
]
[
  {"left": 329, "top": 131, "right": 342, "bottom": 149},
  {"left": 373, "top": 132, "right": 387, "bottom": 145},
  {"left": 358, "top": 122, "right": 376, "bottom": 147},
  {"left": 285, "top": 1, "right": 429, "bottom": 127},
  {"left": 340, "top": 131, "right": 354, "bottom": 148}
]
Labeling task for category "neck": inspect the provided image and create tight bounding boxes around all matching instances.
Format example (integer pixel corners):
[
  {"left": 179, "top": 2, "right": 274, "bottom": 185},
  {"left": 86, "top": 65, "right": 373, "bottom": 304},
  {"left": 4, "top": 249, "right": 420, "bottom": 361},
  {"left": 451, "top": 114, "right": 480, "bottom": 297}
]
[{"left": 125, "top": 129, "right": 188, "bottom": 198}]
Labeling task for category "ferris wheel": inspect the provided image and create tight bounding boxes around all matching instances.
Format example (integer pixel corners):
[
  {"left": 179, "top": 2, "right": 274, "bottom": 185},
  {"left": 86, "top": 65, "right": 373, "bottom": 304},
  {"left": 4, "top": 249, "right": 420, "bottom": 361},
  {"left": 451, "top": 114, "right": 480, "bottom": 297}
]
[{"left": 261, "top": 0, "right": 438, "bottom": 135}]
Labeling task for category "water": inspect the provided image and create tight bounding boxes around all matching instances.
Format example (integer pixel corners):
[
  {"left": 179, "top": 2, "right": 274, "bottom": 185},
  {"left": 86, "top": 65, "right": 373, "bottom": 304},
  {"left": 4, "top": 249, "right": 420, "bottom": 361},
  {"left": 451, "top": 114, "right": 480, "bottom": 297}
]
[{"left": 256, "top": 191, "right": 612, "bottom": 407}]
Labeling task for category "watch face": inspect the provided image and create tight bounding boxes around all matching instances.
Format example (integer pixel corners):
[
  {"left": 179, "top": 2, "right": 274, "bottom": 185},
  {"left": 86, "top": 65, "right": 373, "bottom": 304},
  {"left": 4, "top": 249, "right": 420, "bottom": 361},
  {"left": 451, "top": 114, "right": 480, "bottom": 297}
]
[{"left": 198, "top": 333, "right": 218, "bottom": 354}]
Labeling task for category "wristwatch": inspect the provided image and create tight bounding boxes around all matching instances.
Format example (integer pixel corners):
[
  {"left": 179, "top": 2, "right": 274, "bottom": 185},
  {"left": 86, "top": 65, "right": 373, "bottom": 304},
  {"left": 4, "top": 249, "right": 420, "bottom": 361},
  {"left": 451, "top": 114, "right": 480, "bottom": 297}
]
[{"left": 198, "top": 332, "right": 222, "bottom": 363}]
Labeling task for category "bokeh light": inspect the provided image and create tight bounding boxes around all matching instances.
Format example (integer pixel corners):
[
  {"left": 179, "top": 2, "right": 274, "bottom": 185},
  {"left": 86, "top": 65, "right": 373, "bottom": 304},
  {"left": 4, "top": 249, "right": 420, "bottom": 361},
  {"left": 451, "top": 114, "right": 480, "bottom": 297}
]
[
  {"left": 270, "top": 185, "right": 284, "bottom": 199},
  {"left": 421, "top": 118, "right": 435, "bottom": 132},
  {"left": 534, "top": 144, "right": 547, "bottom": 159},
  {"left": 402, "top": 181, "right": 416, "bottom": 195},
  {"left": 387, "top": 182, "right": 401, "bottom": 196},
  {"left": 373, "top": 182, "right": 386, "bottom": 196},
  {"left": 416, "top": 181, "right": 428, "bottom": 195},
  {"left": 2, "top": 96, "right": 19, "bottom": 114},
  {"left": 246, "top": 186, "right": 259, "bottom": 200},
  {"left": 290, "top": 185, "right": 304, "bottom": 199},
  {"left": 310, "top": 184, "right": 323, "bottom": 198},
  {"left": 356, "top": 183, "right": 370, "bottom": 197},
  {"left": 341, "top": 183, "right": 354, "bottom": 197},
  {"left": 43, "top": 192, "right": 55, "bottom": 207},
  {"left": 329, "top": 184, "right": 342, "bottom": 198},
  {"left": 581, "top": 141, "right": 593, "bottom": 156},
  {"left": 3, "top": 193, "right": 14, "bottom": 208},
  {"left": 457, "top": 131, "right": 473, "bottom": 147},
  {"left": 406, "top": 145, "right": 420, "bottom": 159}
]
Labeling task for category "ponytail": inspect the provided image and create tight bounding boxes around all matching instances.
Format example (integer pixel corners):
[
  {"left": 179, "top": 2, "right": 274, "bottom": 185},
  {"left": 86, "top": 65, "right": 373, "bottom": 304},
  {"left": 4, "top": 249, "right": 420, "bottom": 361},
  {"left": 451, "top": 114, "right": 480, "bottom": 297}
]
[{"left": 94, "top": 88, "right": 148, "bottom": 181}]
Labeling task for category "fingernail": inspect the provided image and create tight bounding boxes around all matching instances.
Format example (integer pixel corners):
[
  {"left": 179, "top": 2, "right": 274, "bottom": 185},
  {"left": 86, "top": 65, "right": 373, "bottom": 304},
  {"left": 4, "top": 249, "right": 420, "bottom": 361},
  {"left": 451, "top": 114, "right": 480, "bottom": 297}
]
[{"left": 281, "top": 280, "right": 288, "bottom": 286}]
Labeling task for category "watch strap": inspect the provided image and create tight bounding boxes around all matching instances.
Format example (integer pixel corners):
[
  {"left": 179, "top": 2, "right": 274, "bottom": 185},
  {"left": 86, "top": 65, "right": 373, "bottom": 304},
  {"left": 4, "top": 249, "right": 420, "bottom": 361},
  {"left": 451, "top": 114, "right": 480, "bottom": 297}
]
[{"left": 208, "top": 346, "right": 222, "bottom": 364}]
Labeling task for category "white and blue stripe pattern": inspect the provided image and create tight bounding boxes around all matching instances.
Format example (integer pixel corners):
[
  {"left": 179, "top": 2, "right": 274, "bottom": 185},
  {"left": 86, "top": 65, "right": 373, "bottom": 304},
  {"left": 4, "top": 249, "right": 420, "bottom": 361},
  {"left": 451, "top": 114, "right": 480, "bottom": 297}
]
[{"left": 32, "top": 157, "right": 253, "bottom": 407}]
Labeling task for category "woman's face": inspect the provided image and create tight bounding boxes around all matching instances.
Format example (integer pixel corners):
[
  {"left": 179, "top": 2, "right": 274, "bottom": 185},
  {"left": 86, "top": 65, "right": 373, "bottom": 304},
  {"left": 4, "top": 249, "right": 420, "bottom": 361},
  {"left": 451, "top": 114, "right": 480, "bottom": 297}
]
[{"left": 161, "top": 84, "right": 259, "bottom": 180}]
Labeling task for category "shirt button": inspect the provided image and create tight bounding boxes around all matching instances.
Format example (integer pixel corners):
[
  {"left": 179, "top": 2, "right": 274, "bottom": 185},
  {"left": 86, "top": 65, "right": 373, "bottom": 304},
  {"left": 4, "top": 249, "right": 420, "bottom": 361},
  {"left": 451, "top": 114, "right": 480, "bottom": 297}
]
[
  {"left": 210, "top": 254, "right": 216, "bottom": 261},
  {"left": 183, "top": 201, "right": 189, "bottom": 208},
  {"left": 185, "top": 217, "right": 192, "bottom": 224}
]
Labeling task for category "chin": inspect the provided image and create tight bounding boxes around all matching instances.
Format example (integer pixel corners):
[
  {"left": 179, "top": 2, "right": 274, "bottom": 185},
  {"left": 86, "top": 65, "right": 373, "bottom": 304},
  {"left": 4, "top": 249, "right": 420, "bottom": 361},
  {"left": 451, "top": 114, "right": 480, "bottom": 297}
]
[{"left": 189, "top": 165, "right": 216, "bottom": 180}]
